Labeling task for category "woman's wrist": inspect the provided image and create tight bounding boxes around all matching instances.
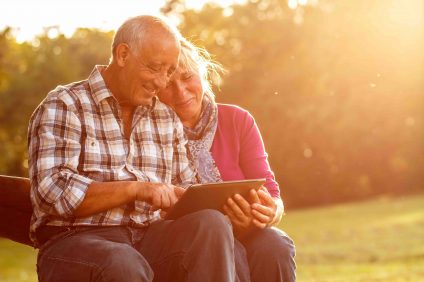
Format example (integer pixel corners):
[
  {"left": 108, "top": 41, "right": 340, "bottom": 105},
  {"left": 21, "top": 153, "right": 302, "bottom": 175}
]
[{"left": 270, "top": 197, "right": 284, "bottom": 226}]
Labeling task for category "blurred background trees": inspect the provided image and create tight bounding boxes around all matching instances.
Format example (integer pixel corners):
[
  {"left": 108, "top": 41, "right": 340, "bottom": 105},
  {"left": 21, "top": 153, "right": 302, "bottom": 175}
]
[{"left": 0, "top": 0, "right": 422, "bottom": 208}]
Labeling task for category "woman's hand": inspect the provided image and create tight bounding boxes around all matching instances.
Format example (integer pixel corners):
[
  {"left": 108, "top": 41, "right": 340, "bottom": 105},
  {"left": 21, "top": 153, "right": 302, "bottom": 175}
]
[
  {"left": 251, "top": 187, "right": 284, "bottom": 228},
  {"left": 222, "top": 191, "right": 256, "bottom": 232},
  {"left": 222, "top": 187, "right": 284, "bottom": 237}
]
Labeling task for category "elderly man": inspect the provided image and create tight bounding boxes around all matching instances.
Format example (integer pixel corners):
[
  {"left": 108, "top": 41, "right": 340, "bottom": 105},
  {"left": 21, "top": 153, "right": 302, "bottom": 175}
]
[{"left": 28, "top": 15, "right": 237, "bottom": 282}]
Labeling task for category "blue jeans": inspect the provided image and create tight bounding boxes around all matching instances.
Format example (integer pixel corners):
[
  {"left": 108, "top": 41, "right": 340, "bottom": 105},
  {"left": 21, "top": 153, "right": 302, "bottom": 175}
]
[
  {"left": 236, "top": 227, "right": 296, "bottom": 282},
  {"left": 37, "top": 210, "right": 237, "bottom": 282}
]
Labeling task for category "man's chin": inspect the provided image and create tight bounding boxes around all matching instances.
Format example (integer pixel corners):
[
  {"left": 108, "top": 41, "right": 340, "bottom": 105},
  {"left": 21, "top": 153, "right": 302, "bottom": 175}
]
[{"left": 136, "top": 97, "right": 154, "bottom": 107}]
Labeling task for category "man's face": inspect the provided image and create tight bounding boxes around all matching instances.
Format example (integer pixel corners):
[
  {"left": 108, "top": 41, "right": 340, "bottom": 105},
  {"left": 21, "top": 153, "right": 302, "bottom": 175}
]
[{"left": 118, "top": 30, "right": 180, "bottom": 107}]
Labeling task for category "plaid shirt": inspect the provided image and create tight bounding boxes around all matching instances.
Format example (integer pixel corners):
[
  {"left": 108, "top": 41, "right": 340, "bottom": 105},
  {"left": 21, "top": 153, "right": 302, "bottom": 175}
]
[{"left": 28, "top": 66, "right": 197, "bottom": 242}]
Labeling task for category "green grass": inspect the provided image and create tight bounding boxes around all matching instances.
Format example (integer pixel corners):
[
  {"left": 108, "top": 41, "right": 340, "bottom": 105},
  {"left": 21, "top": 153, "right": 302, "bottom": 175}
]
[
  {"left": 279, "top": 194, "right": 424, "bottom": 281},
  {"left": 0, "top": 240, "right": 37, "bottom": 282},
  {"left": 1, "top": 194, "right": 423, "bottom": 281}
]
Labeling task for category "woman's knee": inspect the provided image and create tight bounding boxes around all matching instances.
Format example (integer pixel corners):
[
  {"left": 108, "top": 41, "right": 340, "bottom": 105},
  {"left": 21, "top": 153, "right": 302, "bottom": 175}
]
[
  {"left": 186, "top": 209, "right": 232, "bottom": 235},
  {"left": 245, "top": 228, "right": 296, "bottom": 260}
]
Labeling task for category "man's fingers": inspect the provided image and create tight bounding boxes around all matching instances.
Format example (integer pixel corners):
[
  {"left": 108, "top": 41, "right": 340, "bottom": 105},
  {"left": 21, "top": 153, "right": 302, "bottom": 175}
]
[
  {"left": 174, "top": 186, "right": 186, "bottom": 199},
  {"left": 160, "top": 210, "right": 167, "bottom": 218},
  {"left": 151, "top": 191, "right": 162, "bottom": 210},
  {"left": 150, "top": 185, "right": 179, "bottom": 209},
  {"left": 161, "top": 193, "right": 171, "bottom": 209},
  {"left": 168, "top": 188, "right": 180, "bottom": 206}
]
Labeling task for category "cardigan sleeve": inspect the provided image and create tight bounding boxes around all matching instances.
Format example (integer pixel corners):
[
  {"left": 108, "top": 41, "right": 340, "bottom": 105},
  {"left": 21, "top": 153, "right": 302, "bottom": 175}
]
[{"left": 235, "top": 107, "right": 281, "bottom": 198}]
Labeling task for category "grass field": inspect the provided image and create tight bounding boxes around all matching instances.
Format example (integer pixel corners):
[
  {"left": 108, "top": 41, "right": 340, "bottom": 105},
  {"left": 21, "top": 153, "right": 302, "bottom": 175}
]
[
  {"left": 0, "top": 194, "right": 423, "bottom": 281},
  {"left": 280, "top": 194, "right": 424, "bottom": 281}
]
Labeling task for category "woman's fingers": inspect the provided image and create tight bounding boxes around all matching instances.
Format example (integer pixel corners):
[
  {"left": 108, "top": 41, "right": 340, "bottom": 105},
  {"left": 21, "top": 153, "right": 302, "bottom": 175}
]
[
  {"left": 227, "top": 197, "right": 249, "bottom": 221},
  {"left": 251, "top": 206, "right": 272, "bottom": 222},
  {"left": 257, "top": 189, "right": 275, "bottom": 207},
  {"left": 223, "top": 204, "right": 245, "bottom": 226},
  {"left": 249, "top": 189, "right": 261, "bottom": 204},
  {"left": 251, "top": 200, "right": 276, "bottom": 225},
  {"left": 252, "top": 218, "right": 267, "bottom": 229},
  {"left": 233, "top": 194, "right": 251, "bottom": 215}
]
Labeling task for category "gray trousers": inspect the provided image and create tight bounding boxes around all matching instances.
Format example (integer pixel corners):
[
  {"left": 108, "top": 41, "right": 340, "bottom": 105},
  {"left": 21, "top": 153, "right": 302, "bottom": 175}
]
[{"left": 37, "top": 210, "right": 237, "bottom": 282}]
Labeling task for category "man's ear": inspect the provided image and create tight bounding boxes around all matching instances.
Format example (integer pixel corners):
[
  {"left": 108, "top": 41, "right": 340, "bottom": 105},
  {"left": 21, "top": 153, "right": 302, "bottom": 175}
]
[{"left": 115, "top": 43, "right": 131, "bottom": 67}]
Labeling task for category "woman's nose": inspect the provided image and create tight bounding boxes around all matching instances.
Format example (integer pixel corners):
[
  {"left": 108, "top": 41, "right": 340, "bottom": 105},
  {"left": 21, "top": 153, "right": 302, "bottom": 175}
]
[{"left": 173, "top": 81, "right": 186, "bottom": 97}]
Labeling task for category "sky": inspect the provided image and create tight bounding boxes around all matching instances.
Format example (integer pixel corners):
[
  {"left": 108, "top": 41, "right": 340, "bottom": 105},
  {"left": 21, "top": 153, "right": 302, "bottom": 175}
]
[{"left": 1, "top": 0, "right": 247, "bottom": 42}]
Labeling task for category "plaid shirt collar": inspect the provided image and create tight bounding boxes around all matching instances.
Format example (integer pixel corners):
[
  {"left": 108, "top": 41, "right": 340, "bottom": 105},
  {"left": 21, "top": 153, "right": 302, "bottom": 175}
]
[{"left": 88, "top": 65, "right": 157, "bottom": 112}]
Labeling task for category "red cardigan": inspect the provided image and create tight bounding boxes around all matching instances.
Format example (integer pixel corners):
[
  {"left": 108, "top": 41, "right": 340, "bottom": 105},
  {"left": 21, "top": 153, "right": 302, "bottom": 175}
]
[{"left": 210, "top": 104, "right": 280, "bottom": 198}]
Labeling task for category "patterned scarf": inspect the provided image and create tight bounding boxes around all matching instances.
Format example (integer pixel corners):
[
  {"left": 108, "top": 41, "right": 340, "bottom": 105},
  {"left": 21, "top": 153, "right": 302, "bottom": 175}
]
[{"left": 184, "top": 96, "right": 222, "bottom": 183}]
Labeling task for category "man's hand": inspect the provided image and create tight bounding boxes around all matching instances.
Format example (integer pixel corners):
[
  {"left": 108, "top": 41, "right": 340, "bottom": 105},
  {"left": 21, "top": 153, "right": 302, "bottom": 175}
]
[{"left": 135, "top": 182, "right": 185, "bottom": 210}]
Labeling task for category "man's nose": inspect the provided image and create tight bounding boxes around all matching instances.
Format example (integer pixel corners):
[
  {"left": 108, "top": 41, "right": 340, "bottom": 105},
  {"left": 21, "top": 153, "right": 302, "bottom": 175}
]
[{"left": 153, "top": 73, "right": 169, "bottom": 90}]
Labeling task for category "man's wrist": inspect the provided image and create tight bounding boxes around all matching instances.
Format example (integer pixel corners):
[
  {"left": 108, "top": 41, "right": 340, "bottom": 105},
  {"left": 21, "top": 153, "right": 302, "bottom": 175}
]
[
  {"left": 130, "top": 181, "right": 151, "bottom": 202},
  {"left": 128, "top": 181, "right": 139, "bottom": 201}
]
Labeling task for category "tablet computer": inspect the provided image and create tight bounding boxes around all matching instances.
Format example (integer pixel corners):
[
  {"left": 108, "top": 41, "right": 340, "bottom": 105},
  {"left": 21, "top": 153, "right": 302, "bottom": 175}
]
[{"left": 165, "top": 178, "right": 266, "bottom": 220}]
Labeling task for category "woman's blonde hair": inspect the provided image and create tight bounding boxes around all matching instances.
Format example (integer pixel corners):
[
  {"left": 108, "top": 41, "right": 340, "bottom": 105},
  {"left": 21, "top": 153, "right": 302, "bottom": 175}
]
[{"left": 178, "top": 38, "right": 225, "bottom": 101}]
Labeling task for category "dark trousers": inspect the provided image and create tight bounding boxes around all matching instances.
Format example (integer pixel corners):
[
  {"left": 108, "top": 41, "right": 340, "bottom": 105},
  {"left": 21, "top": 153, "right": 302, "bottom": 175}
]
[
  {"left": 236, "top": 227, "right": 296, "bottom": 282},
  {"left": 37, "top": 210, "right": 237, "bottom": 282}
]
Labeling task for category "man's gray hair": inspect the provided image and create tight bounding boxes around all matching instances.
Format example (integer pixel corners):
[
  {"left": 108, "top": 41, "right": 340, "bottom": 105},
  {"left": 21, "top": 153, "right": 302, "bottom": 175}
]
[{"left": 111, "top": 15, "right": 181, "bottom": 60}]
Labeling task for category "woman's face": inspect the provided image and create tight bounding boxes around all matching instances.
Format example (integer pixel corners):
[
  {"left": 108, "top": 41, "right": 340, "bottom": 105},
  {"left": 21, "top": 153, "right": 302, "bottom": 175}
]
[{"left": 158, "top": 68, "right": 204, "bottom": 128}]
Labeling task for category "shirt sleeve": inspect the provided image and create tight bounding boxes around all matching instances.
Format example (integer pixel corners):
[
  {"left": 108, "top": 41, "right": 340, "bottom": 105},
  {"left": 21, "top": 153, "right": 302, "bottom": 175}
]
[
  {"left": 28, "top": 96, "right": 93, "bottom": 218},
  {"left": 237, "top": 109, "right": 281, "bottom": 198},
  {"left": 170, "top": 115, "right": 198, "bottom": 187}
]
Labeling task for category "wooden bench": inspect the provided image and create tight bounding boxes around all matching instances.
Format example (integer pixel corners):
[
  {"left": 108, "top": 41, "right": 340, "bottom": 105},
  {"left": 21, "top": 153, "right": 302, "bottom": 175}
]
[{"left": 0, "top": 175, "right": 33, "bottom": 246}]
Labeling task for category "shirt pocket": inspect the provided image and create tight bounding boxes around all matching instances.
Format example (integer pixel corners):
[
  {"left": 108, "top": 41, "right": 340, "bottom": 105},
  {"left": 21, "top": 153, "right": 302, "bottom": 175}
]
[{"left": 82, "top": 137, "right": 103, "bottom": 172}]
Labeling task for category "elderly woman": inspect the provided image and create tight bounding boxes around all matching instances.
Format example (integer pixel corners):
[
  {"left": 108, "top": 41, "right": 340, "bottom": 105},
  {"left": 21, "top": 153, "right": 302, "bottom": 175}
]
[{"left": 158, "top": 39, "right": 296, "bottom": 282}]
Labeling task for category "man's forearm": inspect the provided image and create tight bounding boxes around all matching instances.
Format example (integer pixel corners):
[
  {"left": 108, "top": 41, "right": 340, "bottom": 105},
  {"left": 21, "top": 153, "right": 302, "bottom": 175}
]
[{"left": 73, "top": 181, "right": 137, "bottom": 217}]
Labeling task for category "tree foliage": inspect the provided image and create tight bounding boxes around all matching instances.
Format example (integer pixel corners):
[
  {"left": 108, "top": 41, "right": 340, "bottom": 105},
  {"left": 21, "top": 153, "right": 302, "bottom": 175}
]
[
  {"left": 164, "top": 0, "right": 424, "bottom": 207},
  {"left": 0, "top": 27, "right": 113, "bottom": 177}
]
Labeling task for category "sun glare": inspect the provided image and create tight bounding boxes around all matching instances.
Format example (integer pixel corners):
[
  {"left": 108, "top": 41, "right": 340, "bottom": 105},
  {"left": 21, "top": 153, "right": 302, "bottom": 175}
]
[
  {"left": 1, "top": 0, "right": 248, "bottom": 42},
  {"left": 288, "top": 0, "right": 310, "bottom": 10}
]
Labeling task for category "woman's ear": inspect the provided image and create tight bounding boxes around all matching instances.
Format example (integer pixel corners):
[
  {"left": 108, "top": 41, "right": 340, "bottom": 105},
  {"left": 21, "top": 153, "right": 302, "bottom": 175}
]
[{"left": 115, "top": 43, "right": 130, "bottom": 67}]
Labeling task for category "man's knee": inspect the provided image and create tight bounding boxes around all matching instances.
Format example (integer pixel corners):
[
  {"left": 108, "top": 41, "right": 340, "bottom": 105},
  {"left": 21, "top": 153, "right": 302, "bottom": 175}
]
[
  {"left": 38, "top": 240, "right": 154, "bottom": 282},
  {"left": 99, "top": 243, "right": 154, "bottom": 282}
]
